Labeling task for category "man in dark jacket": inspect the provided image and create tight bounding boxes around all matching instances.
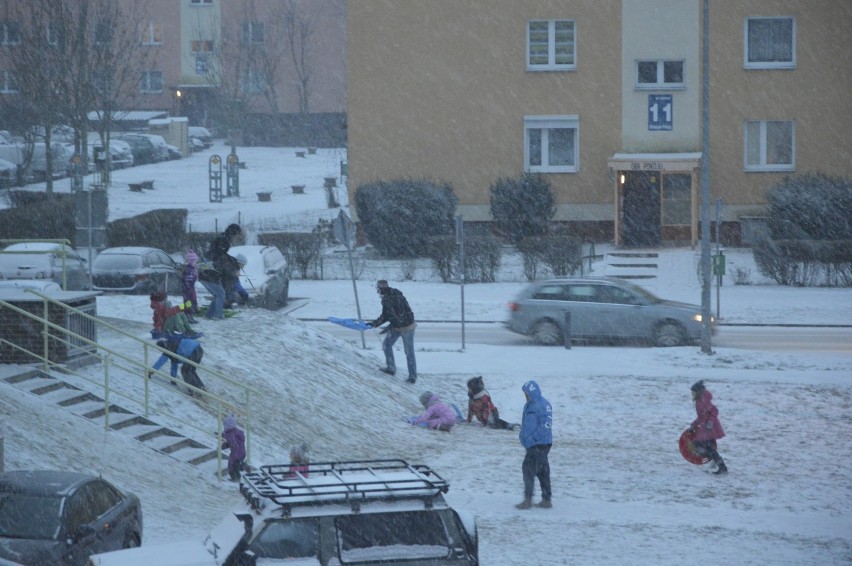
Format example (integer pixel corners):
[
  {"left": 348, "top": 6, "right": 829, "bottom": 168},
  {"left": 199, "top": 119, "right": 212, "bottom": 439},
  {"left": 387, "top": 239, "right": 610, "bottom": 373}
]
[
  {"left": 517, "top": 380, "right": 553, "bottom": 509},
  {"left": 368, "top": 280, "right": 417, "bottom": 383},
  {"left": 200, "top": 223, "right": 242, "bottom": 319}
]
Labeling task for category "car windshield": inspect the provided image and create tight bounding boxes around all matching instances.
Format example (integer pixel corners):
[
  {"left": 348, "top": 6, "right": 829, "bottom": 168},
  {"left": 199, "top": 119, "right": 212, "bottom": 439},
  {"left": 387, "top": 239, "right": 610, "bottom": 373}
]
[
  {"left": 94, "top": 255, "right": 143, "bottom": 270},
  {"left": 0, "top": 493, "right": 62, "bottom": 539},
  {"left": 336, "top": 511, "right": 452, "bottom": 563}
]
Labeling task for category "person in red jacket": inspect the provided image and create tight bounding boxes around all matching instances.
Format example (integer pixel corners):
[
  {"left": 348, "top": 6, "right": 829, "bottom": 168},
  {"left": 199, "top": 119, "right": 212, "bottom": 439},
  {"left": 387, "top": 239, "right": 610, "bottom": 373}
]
[
  {"left": 689, "top": 380, "right": 728, "bottom": 475},
  {"left": 149, "top": 291, "right": 196, "bottom": 338},
  {"left": 466, "top": 376, "right": 516, "bottom": 430}
]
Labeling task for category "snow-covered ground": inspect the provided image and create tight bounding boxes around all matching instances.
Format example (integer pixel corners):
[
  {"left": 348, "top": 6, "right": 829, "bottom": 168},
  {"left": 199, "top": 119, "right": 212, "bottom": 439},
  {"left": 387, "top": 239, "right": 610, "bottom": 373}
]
[{"left": 1, "top": 143, "right": 850, "bottom": 565}]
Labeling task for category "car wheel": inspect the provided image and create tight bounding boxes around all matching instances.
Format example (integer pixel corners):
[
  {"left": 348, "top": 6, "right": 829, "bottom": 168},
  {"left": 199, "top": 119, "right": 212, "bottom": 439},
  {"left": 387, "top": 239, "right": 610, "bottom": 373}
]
[
  {"left": 655, "top": 322, "right": 685, "bottom": 347},
  {"left": 532, "top": 320, "right": 562, "bottom": 346},
  {"left": 123, "top": 532, "right": 141, "bottom": 549}
]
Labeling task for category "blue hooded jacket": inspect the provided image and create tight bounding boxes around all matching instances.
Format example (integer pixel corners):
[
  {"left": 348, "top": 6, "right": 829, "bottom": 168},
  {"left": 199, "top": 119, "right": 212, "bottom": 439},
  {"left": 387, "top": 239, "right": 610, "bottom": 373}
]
[{"left": 519, "top": 380, "right": 552, "bottom": 448}]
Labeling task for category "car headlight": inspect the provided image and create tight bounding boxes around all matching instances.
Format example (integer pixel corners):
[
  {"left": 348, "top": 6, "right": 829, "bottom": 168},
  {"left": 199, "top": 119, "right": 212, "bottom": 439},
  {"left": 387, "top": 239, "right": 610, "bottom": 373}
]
[{"left": 693, "top": 314, "right": 716, "bottom": 323}]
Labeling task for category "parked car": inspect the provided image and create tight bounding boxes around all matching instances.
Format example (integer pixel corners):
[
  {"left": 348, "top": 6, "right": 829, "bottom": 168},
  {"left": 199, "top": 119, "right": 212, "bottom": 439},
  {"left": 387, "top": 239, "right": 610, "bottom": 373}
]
[
  {"left": 0, "top": 470, "right": 142, "bottom": 566},
  {"left": 136, "top": 133, "right": 170, "bottom": 162},
  {"left": 505, "top": 276, "right": 713, "bottom": 347},
  {"left": 228, "top": 245, "right": 289, "bottom": 308},
  {"left": 91, "top": 247, "right": 183, "bottom": 295},
  {"left": 0, "top": 279, "right": 62, "bottom": 292},
  {"left": 112, "top": 134, "right": 160, "bottom": 165},
  {"left": 165, "top": 143, "right": 183, "bottom": 160},
  {"left": 0, "top": 242, "right": 89, "bottom": 291},
  {"left": 187, "top": 126, "right": 213, "bottom": 149},
  {"left": 91, "top": 459, "right": 478, "bottom": 566}
]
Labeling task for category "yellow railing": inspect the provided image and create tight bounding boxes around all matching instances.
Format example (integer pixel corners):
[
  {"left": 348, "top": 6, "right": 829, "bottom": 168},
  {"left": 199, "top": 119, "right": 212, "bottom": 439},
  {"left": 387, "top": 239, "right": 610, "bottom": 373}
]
[{"left": 0, "top": 289, "right": 257, "bottom": 479}]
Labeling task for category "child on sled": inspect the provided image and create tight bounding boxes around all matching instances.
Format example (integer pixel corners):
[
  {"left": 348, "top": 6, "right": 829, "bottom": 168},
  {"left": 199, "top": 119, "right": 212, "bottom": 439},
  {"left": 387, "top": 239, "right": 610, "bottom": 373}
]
[{"left": 467, "top": 376, "right": 517, "bottom": 430}]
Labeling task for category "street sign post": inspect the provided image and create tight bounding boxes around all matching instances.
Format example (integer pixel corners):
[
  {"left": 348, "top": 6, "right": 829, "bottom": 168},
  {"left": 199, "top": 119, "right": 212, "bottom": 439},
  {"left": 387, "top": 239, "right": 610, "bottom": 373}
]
[{"left": 333, "top": 211, "right": 365, "bottom": 348}]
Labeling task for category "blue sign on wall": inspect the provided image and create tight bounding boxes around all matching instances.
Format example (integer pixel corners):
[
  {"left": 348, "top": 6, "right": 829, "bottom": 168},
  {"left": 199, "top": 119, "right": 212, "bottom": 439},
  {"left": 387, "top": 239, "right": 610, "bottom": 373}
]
[{"left": 648, "top": 94, "right": 673, "bottom": 131}]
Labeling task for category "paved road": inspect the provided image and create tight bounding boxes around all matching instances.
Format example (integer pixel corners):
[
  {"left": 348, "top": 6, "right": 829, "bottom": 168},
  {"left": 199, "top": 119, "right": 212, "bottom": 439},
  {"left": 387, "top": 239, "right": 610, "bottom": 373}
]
[{"left": 303, "top": 319, "right": 852, "bottom": 354}]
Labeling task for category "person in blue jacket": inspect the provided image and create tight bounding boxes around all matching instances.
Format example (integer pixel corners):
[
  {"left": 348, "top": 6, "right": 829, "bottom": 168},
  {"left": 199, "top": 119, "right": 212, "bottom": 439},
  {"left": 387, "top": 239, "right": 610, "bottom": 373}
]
[
  {"left": 149, "top": 336, "right": 206, "bottom": 395},
  {"left": 517, "top": 380, "right": 553, "bottom": 509}
]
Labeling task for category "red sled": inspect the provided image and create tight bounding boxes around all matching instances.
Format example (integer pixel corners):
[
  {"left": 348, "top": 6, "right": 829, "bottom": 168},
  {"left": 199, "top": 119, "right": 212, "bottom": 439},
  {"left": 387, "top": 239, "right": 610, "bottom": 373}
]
[{"left": 679, "top": 428, "right": 717, "bottom": 465}]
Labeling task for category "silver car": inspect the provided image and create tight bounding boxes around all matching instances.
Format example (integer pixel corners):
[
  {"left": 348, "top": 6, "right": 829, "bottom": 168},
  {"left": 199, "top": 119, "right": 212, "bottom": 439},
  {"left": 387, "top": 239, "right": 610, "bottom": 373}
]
[
  {"left": 505, "top": 276, "right": 712, "bottom": 347},
  {"left": 0, "top": 242, "right": 89, "bottom": 291}
]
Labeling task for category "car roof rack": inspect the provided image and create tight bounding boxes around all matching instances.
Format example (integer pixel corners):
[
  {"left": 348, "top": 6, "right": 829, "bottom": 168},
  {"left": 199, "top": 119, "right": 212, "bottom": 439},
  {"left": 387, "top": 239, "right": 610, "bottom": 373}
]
[{"left": 239, "top": 459, "right": 450, "bottom": 516}]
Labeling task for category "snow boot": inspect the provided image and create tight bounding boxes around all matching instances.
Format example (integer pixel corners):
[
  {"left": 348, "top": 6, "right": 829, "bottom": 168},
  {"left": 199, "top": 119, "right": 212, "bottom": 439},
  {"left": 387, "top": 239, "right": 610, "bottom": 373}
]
[
  {"left": 380, "top": 367, "right": 396, "bottom": 376},
  {"left": 537, "top": 499, "right": 552, "bottom": 508},
  {"left": 515, "top": 498, "right": 533, "bottom": 510},
  {"left": 713, "top": 462, "right": 728, "bottom": 475}
]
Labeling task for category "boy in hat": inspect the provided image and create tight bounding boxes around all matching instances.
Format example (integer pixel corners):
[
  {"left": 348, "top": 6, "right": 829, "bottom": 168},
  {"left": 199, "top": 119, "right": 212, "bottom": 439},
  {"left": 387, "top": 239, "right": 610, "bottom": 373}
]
[{"left": 368, "top": 280, "right": 417, "bottom": 383}]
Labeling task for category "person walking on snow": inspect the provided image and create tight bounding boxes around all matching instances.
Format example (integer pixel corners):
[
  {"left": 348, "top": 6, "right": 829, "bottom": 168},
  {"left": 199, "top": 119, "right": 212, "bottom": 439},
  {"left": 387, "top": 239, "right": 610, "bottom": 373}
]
[
  {"left": 411, "top": 391, "right": 456, "bottom": 432},
  {"left": 220, "top": 414, "right": 246, "bottom": 481},
  {"left": 149, "top": 336, "right": 206, "bottom": 395},
  {"left": 689, "top": 380, "right": 727, "bottom": 475},
  {"left": 368, "top": 280, "right": 417, "bottom": 383},
  {"left": 517, "top": 380, "right": 553, "bottom": 509}
]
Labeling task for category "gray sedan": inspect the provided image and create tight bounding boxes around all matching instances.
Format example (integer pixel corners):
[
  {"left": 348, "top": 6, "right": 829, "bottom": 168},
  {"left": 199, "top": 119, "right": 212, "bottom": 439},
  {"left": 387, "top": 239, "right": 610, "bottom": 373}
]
[{"left": 505, "top": 276, "right": 712, "bottom": 346}]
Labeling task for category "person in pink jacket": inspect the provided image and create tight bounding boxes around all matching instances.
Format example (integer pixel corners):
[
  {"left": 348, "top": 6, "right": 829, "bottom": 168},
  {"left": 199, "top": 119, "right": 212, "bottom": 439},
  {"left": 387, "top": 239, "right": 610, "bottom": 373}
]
[
  {"left": 689, "top": 381, "right": 727, "bottom": 475},
  {"left": 412, "top": 391, "right": 456, "bottom": 432}
]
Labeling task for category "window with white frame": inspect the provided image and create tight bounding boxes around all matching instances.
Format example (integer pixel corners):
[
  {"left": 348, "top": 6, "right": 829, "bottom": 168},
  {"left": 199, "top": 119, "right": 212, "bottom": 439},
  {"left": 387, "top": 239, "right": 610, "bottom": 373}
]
[
  {"left": 745, "top": 17, "right": 795, "bottom": 69},
  {"left": 527, "top": 20, "right": 575, "bottom": 71},
  {"left": 190, "top": 0, "right": 213, "bottom": 5},
  {"left": 141, "top": 21, "right": 162, "bottom": 45},
  {"left": 636, "top": 60, "right": 684, "bottom": 88},
  {"left": 241, "top": 21, "right": 265, "bottom": 45},
  {"left": 243, "top": 68, "right": 266, "bottom": 94},
  {"left": 139, "top": 71, "right": 164, "bottom": 93},
  {"left": 0, "top": 70, "right": 19, "bottom": 93},
  {"left": 0, "top": 21, "right": 21, "bottom": 46},
  {"left": 525, "top": 116, "right": 579, "bottom": 173},
  {"left": 744, "top": 120, "right": 794, "bottom": 171}
]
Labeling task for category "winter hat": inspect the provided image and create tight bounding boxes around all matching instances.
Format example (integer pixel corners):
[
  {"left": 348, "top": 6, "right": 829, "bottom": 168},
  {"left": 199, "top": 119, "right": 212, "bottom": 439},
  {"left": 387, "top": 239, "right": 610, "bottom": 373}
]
[
  {"left": 690, "top": 380, "right": 706, "bottom": 393},
  {"left": 290, "top": 443, "right": 309, "bottom": 461},
  {"left": 224, "top": 223, "right": 242, "bottom": 238},
  {"left": 235, "top": 253, "right": 247, "bottom": 267},
  {"left": 150, "top": 291, "right": 166, "bottom": 302},
  {"left": 376, "top": 279, "right": 389, "bottom": 289},
  {"left": 467, "top": 376, "right": 485, "bottom": 395},
  {"left": 185, "top": 249, "right": 199, "bottom": 266},
  {"left": 419, "top": 391, "right": 434, "bottom": 408},
  {"left": 223, "top": 414, "right": 237, "bottom": 431}
]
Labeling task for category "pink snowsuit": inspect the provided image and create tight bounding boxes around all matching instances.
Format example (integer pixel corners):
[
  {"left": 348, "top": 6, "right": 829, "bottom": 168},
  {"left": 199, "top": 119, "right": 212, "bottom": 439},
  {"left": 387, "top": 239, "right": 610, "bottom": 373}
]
[
  {"left": 414, "top": 394, "right": 456, "bottom": 431},
  {"left": 691, "top": 390, "right": 725, "bottom": 442}
]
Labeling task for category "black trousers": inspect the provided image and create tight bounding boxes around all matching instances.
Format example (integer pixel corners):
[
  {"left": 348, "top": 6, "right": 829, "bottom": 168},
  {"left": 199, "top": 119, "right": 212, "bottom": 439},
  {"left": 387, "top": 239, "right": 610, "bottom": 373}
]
[
  {"left": 522, "top": 444, "right": 552, "bottom": 500},
  {"left": 180, "top": 345, "right": 205, "bottom": 390},
  {"left": 693, "top": 439, "right": 724, "bottom": 466}
]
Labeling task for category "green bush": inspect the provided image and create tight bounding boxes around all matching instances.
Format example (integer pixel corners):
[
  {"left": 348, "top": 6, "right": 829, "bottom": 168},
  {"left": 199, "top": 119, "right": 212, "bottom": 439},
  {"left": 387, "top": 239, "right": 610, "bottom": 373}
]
[
  {"left": 355, "top": 178, "right": 457, "bottom": 258},
  {"left": 106, "top": 209, "right": 188, "bottom": 252},
  {"left": 753, "top": 239, "right": 852, "bottom": 286},
  {"left": 0, "top": 192, "right": 75, "bottom": 243},
  {"left": 427, "top": 229, "right": 502, "bottom": 283},
  {"left": 489, "top": 174, "right": 555, "bottom": 245}
]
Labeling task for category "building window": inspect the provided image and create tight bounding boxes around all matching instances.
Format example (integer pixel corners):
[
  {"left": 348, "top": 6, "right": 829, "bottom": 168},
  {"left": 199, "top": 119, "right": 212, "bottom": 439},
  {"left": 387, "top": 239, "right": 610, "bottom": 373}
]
[
  {"left": 195, "top": 55, "right": 209, "bottom": 75},
  {"left": 0, "top": 21, "right": 21, "bottom": 46},
  {"left": 141, "top": 21, "right": 162, "bottom": 45},
  {"left": 191, "top": 40, "right": 214, "bottom": 54},
  {"left": 47, "top": 21, "right": 63, "bottom": 47},
  {"left": 243, "top": 69, "right": 266, "bottom": 94},
  {"left": 241, "top": 21, "right": 265, "bottom": 45},
  {"left": 636, "top": 60, "right": 684, "bottom": 89},
  {"left": 527, "top": 20, "right": 575, "bottom": 71},
  {"left": 95, "top": 20, "right": 112, "bottom": 46},
  {"left": 524, "top": 115, "right": 579, "bottom": 173},
  {"left": 190, "top": 0, "right": 213, "bottom": 4},
  {"left": 745, "top": 17, "right": 795, "bottom": 69},
  {"left": 744, "top": 120, "right": 794, "bottom": 171},
  {"left": 0, "top": 70, "right": 18, "bottom": 93},
  {"left": 139, "top": 71, "right": 164, "bottom": 93},
  {"left": 662, "top": 174, "right": 691, "bottom": 225}
]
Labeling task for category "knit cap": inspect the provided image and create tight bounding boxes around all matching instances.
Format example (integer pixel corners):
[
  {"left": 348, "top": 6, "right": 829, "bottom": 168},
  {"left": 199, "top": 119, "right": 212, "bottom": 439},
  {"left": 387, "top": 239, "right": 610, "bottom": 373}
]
[
  {"left": 185, "top": 249, "right": 199, "bottom": 265},
  {"left": 223, "top": 414, "right": 237, "bottom": 431}
]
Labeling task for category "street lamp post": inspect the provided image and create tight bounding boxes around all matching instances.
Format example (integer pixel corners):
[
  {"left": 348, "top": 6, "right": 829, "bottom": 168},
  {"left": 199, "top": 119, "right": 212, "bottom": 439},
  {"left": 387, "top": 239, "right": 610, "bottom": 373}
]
[{"left": 700, "top": 0, "right": 713, "bottom": 354}]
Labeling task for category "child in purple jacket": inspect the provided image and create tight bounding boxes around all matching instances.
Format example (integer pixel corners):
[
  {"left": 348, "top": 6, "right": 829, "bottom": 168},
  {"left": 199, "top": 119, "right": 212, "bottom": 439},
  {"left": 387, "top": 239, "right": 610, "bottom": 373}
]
[
  {"left": 182, "top": 249, "right": 200, "bottom": 322},
  {"left": 221, "top": 414, "right": 247, "bottom": 481},
  {"left": 412, "top": 391, "right": 456, "bottom": 432},
  {"left": 689, "top": 380, "right": 727, "bottom": 475}
]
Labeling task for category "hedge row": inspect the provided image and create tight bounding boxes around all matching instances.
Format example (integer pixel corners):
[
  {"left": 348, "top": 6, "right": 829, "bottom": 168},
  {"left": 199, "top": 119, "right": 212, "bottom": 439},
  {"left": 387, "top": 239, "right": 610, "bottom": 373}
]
[{"left": 753, "top": 239, "right": 852, "bottom": 287}]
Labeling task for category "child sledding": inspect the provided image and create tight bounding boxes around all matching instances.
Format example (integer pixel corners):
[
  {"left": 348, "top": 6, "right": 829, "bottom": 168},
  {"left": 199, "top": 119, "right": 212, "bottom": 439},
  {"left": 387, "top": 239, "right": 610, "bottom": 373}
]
[{"left": 466, "top": 376, "right": 519, "bottom": 430}]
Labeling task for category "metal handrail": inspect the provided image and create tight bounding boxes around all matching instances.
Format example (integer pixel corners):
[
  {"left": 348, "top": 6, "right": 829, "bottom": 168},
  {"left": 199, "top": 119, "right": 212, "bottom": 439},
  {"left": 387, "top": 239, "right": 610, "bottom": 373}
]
[{"left": 0, "top": 289, "right": 256, "bottom": 478}]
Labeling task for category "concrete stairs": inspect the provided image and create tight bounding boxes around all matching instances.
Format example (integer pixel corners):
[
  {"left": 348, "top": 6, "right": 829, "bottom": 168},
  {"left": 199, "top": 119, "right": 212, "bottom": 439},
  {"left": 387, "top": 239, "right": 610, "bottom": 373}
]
[
  {"left": 602, "top": 251, "right": 659, "bottom": 280},
  {"left": 2, "top": 368, "right": 221, "bottom": 476}
]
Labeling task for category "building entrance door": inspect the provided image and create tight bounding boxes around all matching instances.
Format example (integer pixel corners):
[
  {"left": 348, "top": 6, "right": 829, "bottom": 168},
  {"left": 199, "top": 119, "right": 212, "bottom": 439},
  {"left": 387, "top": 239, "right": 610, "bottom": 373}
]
[{"left": 621, "top": 171, "right": 661, "bottom": 247}]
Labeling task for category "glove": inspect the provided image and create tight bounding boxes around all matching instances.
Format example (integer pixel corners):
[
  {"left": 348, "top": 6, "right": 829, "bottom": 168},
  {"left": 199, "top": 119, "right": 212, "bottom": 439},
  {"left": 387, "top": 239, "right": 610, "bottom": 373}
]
[
  {"left": 146, "top": 371, "right": 153, "bottom": 380},
  {"left": 406, "top": 416, "right": 418, "bottom": 425},
  {"left": 365, "top": 322, "right": 373, "bottom": 328}
]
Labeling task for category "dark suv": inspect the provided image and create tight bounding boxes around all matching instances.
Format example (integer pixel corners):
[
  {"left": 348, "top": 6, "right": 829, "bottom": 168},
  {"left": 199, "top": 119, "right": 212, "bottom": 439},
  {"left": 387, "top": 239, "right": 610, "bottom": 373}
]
[{"left": 0, "top": 471, "right": 142, "bottom": 566}]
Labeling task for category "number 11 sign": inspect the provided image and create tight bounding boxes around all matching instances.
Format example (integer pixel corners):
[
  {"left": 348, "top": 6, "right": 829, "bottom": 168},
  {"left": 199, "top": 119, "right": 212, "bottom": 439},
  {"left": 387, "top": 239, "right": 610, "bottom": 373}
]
[{"left": 648, "top": 94, "right": 673, "bottom": 131}]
